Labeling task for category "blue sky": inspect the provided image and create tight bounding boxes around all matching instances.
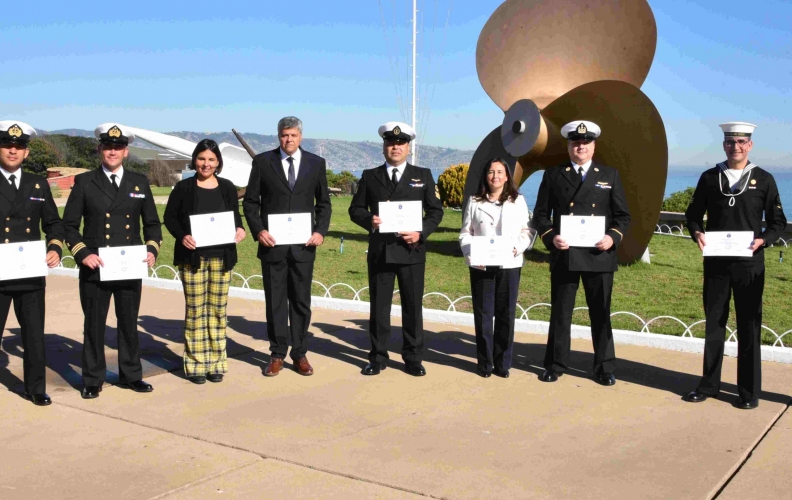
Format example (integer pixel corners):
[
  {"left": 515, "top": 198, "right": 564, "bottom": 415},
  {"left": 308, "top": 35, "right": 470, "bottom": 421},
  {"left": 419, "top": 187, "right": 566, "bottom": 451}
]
[{"left": 1, "top": 0, "right": 791, "bottom": 167}]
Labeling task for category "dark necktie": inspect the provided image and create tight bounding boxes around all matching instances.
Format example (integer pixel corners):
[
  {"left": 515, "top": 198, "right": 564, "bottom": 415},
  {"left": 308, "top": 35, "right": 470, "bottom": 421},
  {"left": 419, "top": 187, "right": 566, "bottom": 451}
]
[
  {"left": 110, "top": 174, "right": 119, "bottom": 193},
  {"left": 391, "top": 168, "right": 399, "bottom": 187},
  {"left": 576, "top": 167, "right": 584, "bottom": 187},
  {"left": 287, "top": 157, "right": 296, "bottom": 190},
  {"left": 9, "top": 174, "right": 17, "bottom": 192}
]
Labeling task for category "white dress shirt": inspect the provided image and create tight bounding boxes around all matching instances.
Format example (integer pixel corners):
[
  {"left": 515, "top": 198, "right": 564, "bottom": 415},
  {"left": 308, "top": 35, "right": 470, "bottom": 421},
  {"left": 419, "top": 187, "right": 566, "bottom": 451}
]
[
  {"left": 102, "top": 165, "right": 124, "bottom": 185},
  {"left": 572, "top": 160, "right": 593, "bottom": 180},
  {"left": 0, "top": 165, "right": 21, "bottom": 185},
  {"left": 280, "top": 148, "right": 302, "bottom": 180},
  {"left": 386, "top": 161, "right": 407, "bottom": 184}
]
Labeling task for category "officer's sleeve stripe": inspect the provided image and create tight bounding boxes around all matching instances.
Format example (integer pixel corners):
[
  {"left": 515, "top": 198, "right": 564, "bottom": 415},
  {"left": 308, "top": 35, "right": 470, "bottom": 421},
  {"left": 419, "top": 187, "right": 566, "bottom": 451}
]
[
  {"left": 610, "top": 229, "right": 624, "bottom": 239},
  {"left": 540, "top": 229, "right": 554, "bottom": 238},
  {"left": 146, "top": 240, "right": 160, "bottom": 252},
  {"left": 71, "top": 243, "right": 87, "bottom": 254},
  {"left": 48, "top": 239, "right": 63, "bottom": 248}
]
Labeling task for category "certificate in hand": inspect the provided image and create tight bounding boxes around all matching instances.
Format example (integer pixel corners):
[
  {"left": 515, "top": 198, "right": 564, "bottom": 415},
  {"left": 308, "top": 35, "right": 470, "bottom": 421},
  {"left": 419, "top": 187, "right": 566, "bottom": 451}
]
[
  {"left": 702, "top": 231, "right": 754, "bottom": 257},
  {"left": 268, "top": 213, "right": 312, "bottom": 245},
  {"left": 0, "top": 240, "right": 48, "bottom": 281},
  {"left": 560, "top": 215, "right": 606, "bottom": 247},
  {"left": 98, "top": 245, "right": 148, "bottom": 282},
  {"left": 190, "top": 211, "right": 236, "bottom": 247},
  {"left": 470, "top": 236, "right": 512, "bottom": 266},
  {"left": 378, "top": 201, "right": 423, "bottom": 233}
]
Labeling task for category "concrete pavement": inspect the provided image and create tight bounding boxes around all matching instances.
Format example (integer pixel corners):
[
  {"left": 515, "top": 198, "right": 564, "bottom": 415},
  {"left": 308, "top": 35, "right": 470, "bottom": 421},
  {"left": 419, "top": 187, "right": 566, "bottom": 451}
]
[{"left": 0, "top": 275, "right": 790, "bottom": 499}]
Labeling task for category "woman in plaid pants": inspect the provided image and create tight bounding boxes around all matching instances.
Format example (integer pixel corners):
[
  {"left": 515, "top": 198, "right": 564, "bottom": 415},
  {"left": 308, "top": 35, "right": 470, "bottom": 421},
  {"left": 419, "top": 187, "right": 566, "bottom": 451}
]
[{"left": 164, "top": 139, "right": 246, "bottom": 384}]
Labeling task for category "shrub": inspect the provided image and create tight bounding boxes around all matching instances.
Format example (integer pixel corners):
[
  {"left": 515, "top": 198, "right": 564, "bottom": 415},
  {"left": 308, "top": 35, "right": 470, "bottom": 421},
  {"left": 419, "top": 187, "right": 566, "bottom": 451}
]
[
  {"left": 24, "top": 139, "right": 62, "bottom": 175},
  {"left": 326, "top": 170, "right": 359, "bottom": 195},
  {"left": 661, "top": 187, "right": 695, "bottom": 213},
  {"left": 437, "top": 163, "right": 469, "bottom": 208},
  {"left": 147, "top": 159, "right": 176, "bottom": 187}
]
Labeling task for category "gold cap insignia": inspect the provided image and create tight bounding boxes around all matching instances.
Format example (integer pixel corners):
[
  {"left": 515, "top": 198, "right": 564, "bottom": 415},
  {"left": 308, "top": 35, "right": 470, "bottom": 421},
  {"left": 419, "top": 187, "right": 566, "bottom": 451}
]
[
  {"left": 35, "top": 183, "right": 40, "bottom": 189},
  {"left": 750, "top": 179, "right": 757, "bottom": 185},
  {"left": 576, "top": 123, "right": 587, "bottom": 134},
  {"left": 108, "top": 126, "right": 122, "bottom": 138},
  {"left": 392, "top": 126, "right": 401, "bottom": 136},
  {"left": 135, "top": 186, "right": 140, "bottom": 192},
  {"left": 8, "top": 124, "right": 22, "bottom": 138}
]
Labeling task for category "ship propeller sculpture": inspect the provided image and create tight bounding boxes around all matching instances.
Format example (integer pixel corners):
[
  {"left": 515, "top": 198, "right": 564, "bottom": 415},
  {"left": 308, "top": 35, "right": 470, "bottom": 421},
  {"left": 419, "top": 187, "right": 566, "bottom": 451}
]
[{"left": 466, "top": 0, "right": 668, "bottom": 263}]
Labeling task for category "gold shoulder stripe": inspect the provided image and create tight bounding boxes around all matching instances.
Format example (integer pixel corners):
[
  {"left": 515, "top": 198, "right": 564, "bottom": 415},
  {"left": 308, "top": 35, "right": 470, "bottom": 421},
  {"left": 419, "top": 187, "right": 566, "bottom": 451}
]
[
  {"left": 540, "top": 229, "right": 554, "bottom": 238},
  {"left": 146, "top": 240, "right": 160, "bottom": 252},
  {"left": 48, "top": 239, "right": 64, "bottom": 249}
]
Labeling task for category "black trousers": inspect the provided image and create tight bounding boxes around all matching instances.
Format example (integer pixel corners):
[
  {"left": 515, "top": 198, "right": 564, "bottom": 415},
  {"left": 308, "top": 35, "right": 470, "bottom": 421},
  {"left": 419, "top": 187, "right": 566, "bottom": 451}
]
[
  {"left": 0, "top": 289, "right": 46, "bottom": 394},
  {"left": 698, "top": 259, "right": 764, "bottom": 400},
  {"left": 469, "top": 266, "right": 521, "bottom": 371},
  {"left": 368, "top": 260, "right": 425, "bottom": 365},
  {"left": 261, "top": 254, "right": 314, "bottom": 360},
  {"left": 80, "top": 279, "right": 143, "bottom": 386},
  {"left": 544, "top": 269, "right": 617, "bottom": 375}
]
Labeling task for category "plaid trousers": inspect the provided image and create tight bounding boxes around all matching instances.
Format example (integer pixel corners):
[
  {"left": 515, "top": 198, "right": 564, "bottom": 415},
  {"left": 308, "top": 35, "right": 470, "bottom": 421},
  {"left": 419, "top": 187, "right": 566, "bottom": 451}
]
[{"left": 179, "top": 257, "right": 231, "bottom": 376}]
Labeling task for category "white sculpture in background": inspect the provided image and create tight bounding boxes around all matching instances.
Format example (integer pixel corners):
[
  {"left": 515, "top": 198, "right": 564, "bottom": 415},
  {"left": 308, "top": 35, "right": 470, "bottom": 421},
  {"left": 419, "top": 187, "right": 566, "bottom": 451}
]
[{"left": 123, "top": 125, "right": 253, "bottom": 187}]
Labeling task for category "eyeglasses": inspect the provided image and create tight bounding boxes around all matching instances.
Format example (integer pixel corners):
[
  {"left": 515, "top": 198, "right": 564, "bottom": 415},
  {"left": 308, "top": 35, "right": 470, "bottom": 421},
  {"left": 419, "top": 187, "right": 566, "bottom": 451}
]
[{"left": 724, "top": 139, "right": 750, "bottom": 147}]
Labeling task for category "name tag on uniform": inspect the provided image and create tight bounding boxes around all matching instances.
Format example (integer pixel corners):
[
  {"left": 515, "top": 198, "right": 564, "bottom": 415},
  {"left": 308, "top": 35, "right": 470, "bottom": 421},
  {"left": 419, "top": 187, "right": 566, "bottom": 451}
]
[{"left": 129, "top": 193, "right": 146, "bottom": 199}]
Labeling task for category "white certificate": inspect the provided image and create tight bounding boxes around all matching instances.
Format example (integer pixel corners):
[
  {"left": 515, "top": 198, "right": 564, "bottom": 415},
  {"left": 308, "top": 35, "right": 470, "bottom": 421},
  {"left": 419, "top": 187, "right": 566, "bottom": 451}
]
[
  {"left": 378, "top": 201, "right": 423, "bottom": 233},
  {"left": 702, "top": 231, "right": 754, "bottom": 257},
  {"left": 560, "top": 215, "right": 606, "bottom": 247},
  {"left": 268, "top": 213, "right": 312, "bottom": 245},
  {"left": 470, "top": 236, "right": 513, "bottom": 266},
  {"left": 0, "top": 240, "right": 48, "bottom": 281},
  {"left": 98, "top": 245, "right": 148, "bottom": 282},
  {"left": 190, "top": 211, "right": 236, "bottom": 247}
]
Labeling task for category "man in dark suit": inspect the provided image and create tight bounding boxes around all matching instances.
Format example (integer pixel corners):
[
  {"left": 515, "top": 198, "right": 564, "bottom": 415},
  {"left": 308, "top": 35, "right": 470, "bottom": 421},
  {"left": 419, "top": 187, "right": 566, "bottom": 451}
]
[
  {"left": 683, "top": 122, "right": 787, "bottom": 410},
  {"left": 243, "top": 116, "right": 331, "bottom": 377},
  {"left": 349, "top": 122, "right": 444, "bottom": 376},
  {"left": 63, "top": 123, "right": 162, "bottom": 399},
  {"left": 0, "top": 121, "right": 64, "bottom": 406},
  {"left": 532, "top": 120, "right": 630, "bottom": 386}
]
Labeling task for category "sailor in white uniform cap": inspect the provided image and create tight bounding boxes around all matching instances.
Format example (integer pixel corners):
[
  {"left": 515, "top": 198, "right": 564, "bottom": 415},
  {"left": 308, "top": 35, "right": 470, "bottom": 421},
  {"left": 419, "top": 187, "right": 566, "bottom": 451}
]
[{"left": 684, "top": 122, "right": 787, "bottom": 409}]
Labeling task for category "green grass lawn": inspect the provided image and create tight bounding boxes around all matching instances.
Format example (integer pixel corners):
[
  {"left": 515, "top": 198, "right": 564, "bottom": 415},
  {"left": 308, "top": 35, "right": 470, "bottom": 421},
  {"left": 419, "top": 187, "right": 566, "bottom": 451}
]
[
  {"left": 150, "top": 186, "right": 174, "bottom": 196},
  {"left": 58, "top": 197, "right": 792, "bottom": 344}
]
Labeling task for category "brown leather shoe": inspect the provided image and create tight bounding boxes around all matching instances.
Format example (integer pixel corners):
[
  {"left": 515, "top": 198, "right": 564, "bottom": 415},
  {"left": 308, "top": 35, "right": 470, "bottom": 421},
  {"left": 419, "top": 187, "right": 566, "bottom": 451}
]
[
  {"left": 264, "top": 358, "right": 284, "bottom": 377},
  {"left": 294, "top": 357, "right": 314, "bottom": 376}
]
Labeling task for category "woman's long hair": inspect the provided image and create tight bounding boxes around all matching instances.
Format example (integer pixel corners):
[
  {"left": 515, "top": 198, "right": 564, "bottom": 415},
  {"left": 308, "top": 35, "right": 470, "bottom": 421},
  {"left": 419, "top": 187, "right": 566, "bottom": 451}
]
[
  {"left": 190, "top": 139, "right": 224, "bottom": 174},
  {"left": 473, "top": 157, "right": 519, "bottom": 203}
]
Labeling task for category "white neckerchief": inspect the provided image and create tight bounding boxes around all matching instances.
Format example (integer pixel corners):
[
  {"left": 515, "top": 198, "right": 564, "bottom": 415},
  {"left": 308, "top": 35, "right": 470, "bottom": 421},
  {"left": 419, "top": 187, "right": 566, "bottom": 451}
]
[
  {"left": 102, "top": 164, "right": 124, "bottom": 185},
  {"left": 717, "top": 161, "right": 756, "bottom": 207},
  {"left": 0, "top": 165, "right": 21, "bottom": 184},
  {"left": 280, "top": 147, "right": 302, "bottom": 180},
  {"left": 572, "top": 159, "right": 593, "bottom": 180},
  {"left": 386, "top": 161, "right": 407, "bottom": 183}
]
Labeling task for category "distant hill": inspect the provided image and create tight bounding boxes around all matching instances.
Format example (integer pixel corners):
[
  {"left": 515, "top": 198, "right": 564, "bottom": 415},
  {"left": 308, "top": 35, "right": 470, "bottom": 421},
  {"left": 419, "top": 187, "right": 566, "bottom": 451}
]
[{"left": 46, "top": 129, "right": 475, "bottom": 173}]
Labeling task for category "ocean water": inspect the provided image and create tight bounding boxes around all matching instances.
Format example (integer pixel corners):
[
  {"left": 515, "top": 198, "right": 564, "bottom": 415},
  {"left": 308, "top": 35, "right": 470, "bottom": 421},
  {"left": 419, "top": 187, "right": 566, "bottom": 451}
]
[{"left": 428, "top": 167, "right": 792, "bottom": 211}]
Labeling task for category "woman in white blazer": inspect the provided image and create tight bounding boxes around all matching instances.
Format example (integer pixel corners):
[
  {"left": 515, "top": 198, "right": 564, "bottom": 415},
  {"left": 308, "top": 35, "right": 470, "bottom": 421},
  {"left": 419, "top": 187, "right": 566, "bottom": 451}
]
[{"left": 459, "top": 158, "right": 534, "bottom": 378}]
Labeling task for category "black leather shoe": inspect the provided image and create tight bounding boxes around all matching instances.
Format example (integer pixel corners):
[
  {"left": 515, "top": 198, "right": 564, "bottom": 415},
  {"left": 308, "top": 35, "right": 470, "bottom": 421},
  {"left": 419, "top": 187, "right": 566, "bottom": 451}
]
[
  {"left": 188, "top": 376, "right": 206, "bottom": 384},
  {"left": 540, "top": 369, "right": 560, "bottom": 382},
  {"left": 596, "top": 373, "right": 616, "bottom": 386},
  {"left": 207, "top": 374, "right": 224, "bottom": 383},
  {"left": 81, "top": 386, "right": 102, "bottom": 399},
  {"left": 25, "top": 393, "right": 52, "bottom": 406},
  {"left": 362, "top": 362, "right": 385, "bottom": 376},
  {"left": 683, "top": 390, "right": 710, "bottom": 403},
  {"left": 494, "top": 369, "right": 510, "bottom": 379},
  {"left": 735, "top": 398, "right": 759, "bottom": 410},
  {"left": 124, "top": 380, "right": 154, "bottom": 393},
  {"left": 477, "top": 366, "right": 491, "bottom": 378},
  {"left": 405, "top": 363, "right": 426, "bottom": 377}
]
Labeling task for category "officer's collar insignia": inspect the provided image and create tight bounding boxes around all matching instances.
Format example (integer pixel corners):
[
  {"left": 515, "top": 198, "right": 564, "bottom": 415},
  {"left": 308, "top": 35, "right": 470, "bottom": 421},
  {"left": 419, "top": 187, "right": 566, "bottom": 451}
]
[
  {"left": 8, "top": 124, "right": 22, "bottom": 138},
  {"left": 750, "top": 179, "right": 757, "bottom": 185},
  {"left": 392, "top": 126, "right": 401, "bottom": 136},
  {"left": 108, "top": 126, "right": 122, "bottom": 138},
  {"left": 565, "top": 167, "right": 571, "bottom": 171},
  {"left": 134, "top": 186, "right": 140, "bottom": 192},
  {"left": 594, "top": 167, "right": 599, "bottom": 172},
  {"left": 35, "top": 183, "right": 40, "bottom": 189},
  {"left": 576, "top": 123, "right": 587, "bottom": 134}
]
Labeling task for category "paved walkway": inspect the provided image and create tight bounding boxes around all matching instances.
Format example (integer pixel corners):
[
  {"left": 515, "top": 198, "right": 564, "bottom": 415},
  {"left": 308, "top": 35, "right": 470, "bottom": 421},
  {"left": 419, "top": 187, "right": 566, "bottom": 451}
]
[{"left": 1, "top": 276, "right": 790, "bottom": 499}]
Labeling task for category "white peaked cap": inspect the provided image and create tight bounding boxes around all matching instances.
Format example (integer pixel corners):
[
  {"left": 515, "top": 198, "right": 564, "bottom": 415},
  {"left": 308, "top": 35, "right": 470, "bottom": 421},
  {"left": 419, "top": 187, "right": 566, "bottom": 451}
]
[
  {"left": 378, "top": 121, "right": 416, "bottom": 141},
  {"left": 560, "top": 120, "right": 601, "bottom": 140}
]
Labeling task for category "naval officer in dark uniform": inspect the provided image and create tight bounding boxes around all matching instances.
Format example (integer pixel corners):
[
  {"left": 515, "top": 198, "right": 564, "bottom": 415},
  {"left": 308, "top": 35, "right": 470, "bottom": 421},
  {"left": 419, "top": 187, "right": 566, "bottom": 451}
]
[
  {"left": 684, "top": 122, "right": 787, "bottom": 410},
  {"left": 63, "top": 123, "right": 162, "bottom": 399},
  {"left": 349, "top": 122, "right": 443, "bottom": 376},
  {"left": 532, "top": 121, "right": 631, "bottom": 386},
  {"left": 0, "top": 121, "right": 64, "bottom": 406}
]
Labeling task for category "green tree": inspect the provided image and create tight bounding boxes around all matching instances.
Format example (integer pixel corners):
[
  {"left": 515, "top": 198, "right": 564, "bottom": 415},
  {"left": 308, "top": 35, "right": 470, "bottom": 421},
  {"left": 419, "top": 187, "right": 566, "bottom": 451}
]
[
  {"left": 437, "top": 163, "right": 469, "bottom": 208},
  {"left": 326, "top": 170, "right": 359, "bottom": 195},
  {"left": 24, "top": 139, "right": 62, "bottom": 176},
  {"left": 661, "top": 187, "right": 695, "bottom": 212}
]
